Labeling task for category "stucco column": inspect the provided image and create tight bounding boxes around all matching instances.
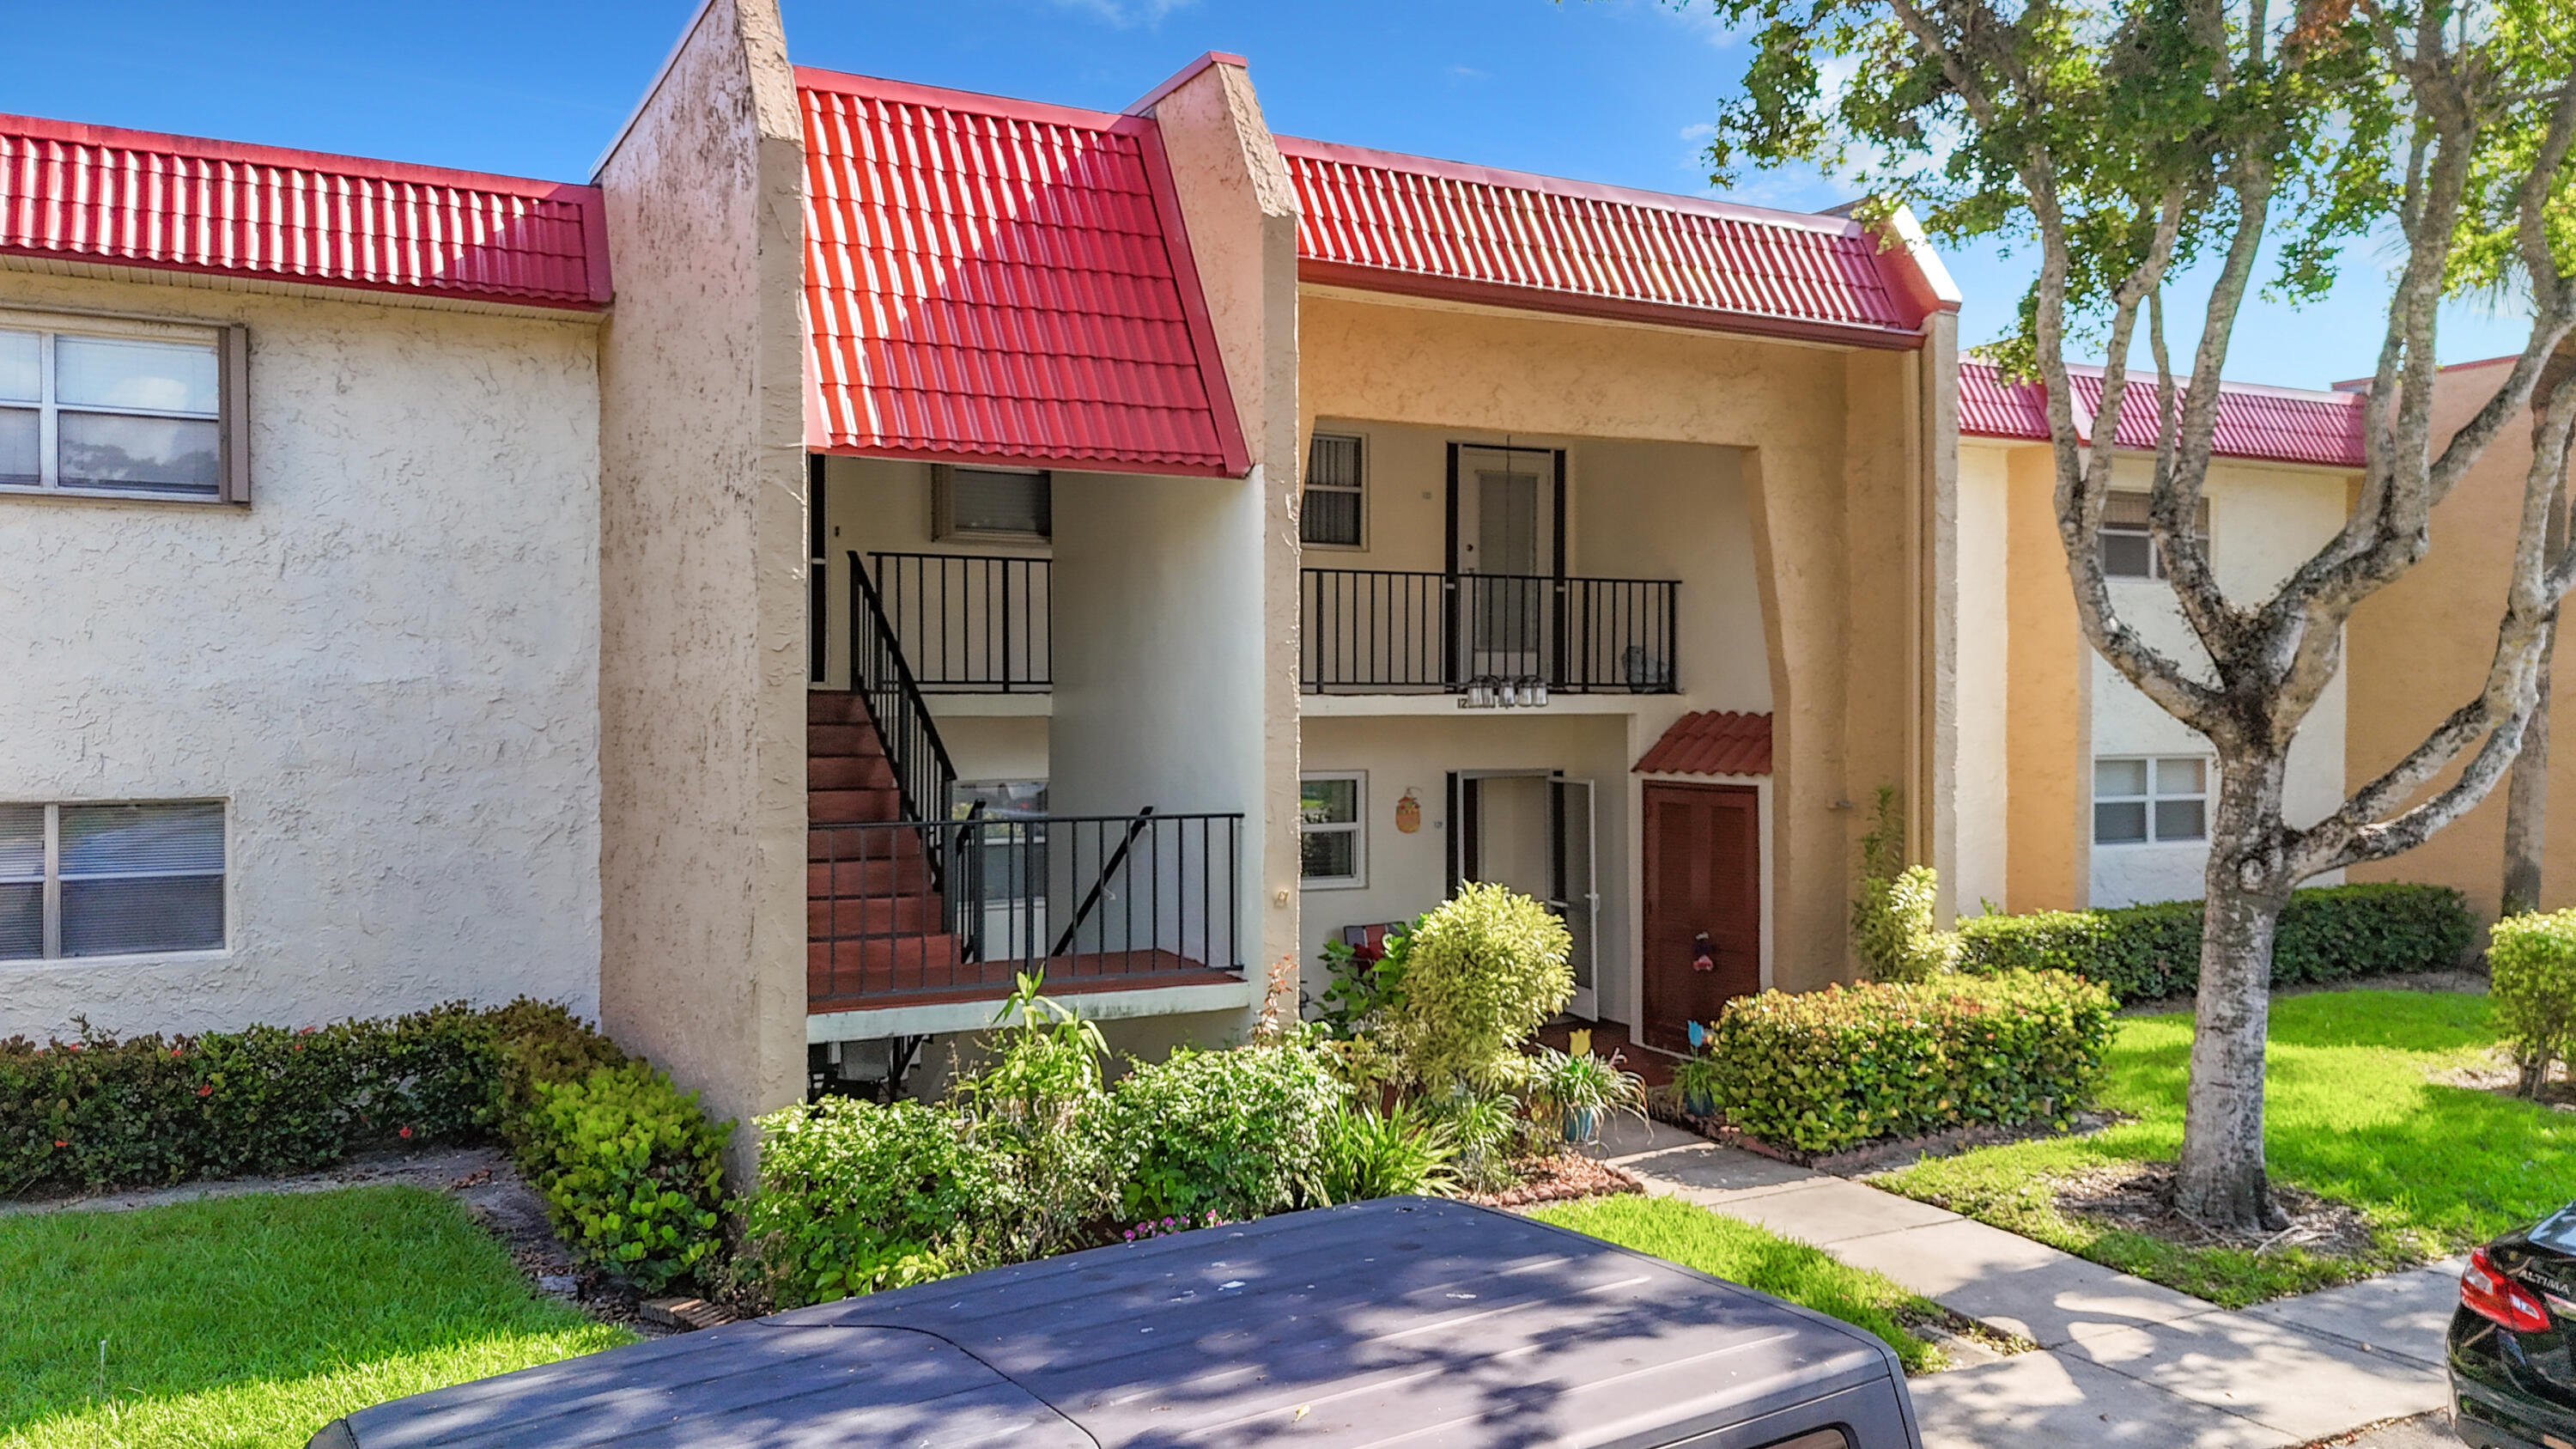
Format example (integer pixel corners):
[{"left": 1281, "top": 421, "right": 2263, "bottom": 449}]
[
  {"left": 1135, "top": 56, "right": 1304, "bottom": 1008},
  {"left": 593, "top": 0, "right": 811, "bottom": 1181},
  {"left": 2004, "top": 445, "right": 2092, "bottom": 910}
]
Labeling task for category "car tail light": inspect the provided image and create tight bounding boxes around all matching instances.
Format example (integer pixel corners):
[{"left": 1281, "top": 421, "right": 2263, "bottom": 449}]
[{"left": 2463, "top": 1247, "right": 2553, "bottom": 1333}]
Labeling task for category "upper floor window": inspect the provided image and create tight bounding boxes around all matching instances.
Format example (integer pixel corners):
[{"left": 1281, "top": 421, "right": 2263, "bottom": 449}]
[
  {"left": 1, "top": 801, "right": 227, "bottom": 960},
  {"left": 0, "top": 320, "right": 246, "bottom": 503},
  {"left": 2093, "top": 757, "right": 2208, "bottom": 845},
  {"left": 2099, "top": 490, "right": 2210, "bottom": 578},
  {"left": 1302, "top": 433, "right": 1364, "bottom": 549},
  {"left": 934, "top": 465, "right": 1050, "bottom": 541}
]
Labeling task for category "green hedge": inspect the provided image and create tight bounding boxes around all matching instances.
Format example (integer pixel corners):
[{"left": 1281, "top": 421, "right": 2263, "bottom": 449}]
[
  {"left": 1953, "top": 883, "right": 2472, "bottom": 1003},
  {"left": 1703, "top": 971, "right": 2117, "bottom": 1154},
  {"left": 2488, "top": 910, "right": 2576, "bottom": 1089},
  {"left": 2, "top": 1002, "right": 730, "bottom": 1293}
]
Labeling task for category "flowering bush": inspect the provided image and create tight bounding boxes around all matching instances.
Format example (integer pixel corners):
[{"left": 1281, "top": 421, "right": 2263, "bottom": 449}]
[{"left": 1123, "top": 1211, "right": 1226, "bottom": 1242}]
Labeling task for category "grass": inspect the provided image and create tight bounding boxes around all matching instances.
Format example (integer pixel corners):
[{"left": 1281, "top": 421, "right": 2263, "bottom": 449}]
[
  {"left": 0, "top": 1186, "right": 633, "bottom": 1449},
  {"left": 1529, "top": 1194, "right": 1949, "bottom": 1373},
  {"left": 1874, "top": 989, "right": 2576, "bottom": 1307}
]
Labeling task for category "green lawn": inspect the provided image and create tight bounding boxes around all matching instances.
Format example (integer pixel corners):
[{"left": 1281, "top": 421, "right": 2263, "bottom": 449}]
[
  {"left": 1, "top": 1186, "right": 633, "bottom": 1449},
  {"left": 1874, "top": 989, "right": 2576, "bottom": 1306},
  {"left": 1530, "top": 1194, "right": 1949, "bottom": 1373}
]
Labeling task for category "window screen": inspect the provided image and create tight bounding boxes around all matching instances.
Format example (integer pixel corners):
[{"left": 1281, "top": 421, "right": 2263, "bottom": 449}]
[
  {"left": 938, "top": 466, "right": 1051, "bottom": 539},
  {"left": 0, "top": 801, "right": 226, "bottom": 960},
  {"left": 1302, "top": 434, "right": 1364, "bottom": 547}
]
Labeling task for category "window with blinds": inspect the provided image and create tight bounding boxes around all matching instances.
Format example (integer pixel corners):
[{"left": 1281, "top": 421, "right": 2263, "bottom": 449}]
[
  {"left": 1302, "top": 433, "right": 1364, "bottom": 548},
  {"left": 0, "top": 801, "right": 226, "bottom": 960},
  {"left": 933, "top": 466, "right": 1051, "bottom": 541},
  {"left": 0, "top": 319, "right": 247, "bottom": 503},
  {"left": 2099, "top": 490, "right": 2211, "bottom": 578}
]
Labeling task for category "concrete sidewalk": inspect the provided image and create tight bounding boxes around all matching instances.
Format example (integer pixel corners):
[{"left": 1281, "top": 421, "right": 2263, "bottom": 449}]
[{"left": 1589, "top": 1120, "right": 2460, "bottom": 1449}]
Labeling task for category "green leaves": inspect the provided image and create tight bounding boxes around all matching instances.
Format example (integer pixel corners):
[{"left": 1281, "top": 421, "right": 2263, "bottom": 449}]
[
  {"left": 520, "top": 1062, "right": 731, "bottom": 1295},
  {"left": 1382, "top": 884, "right": 1574, "bottom": 1094},
  {"left": 2486, "top": 908, "right": 2576, "bottom": 1084},
  {"left": 1700, "top": 971, "right": 2117, "bottom": 1153}
]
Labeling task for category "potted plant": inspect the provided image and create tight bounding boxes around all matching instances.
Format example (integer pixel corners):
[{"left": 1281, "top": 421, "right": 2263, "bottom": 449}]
[
  {"left": 1673, "top": 1049, "right": 1723, "bottom": 1120},
  {"left": 1527, "top": 1045, "right": 1646, "bottom": 1145}
]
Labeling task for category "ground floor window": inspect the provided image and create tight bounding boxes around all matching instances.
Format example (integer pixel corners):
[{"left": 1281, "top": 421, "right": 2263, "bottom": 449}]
[
  {"left": 0, "top": 800, "right": 226, "bottom": 959},
  {"left": 1299, "top": 773, "right": 1365, "bottom": 887},
  {"left": 2093, "top": 758, "right": 2208, "bottom": 844}
]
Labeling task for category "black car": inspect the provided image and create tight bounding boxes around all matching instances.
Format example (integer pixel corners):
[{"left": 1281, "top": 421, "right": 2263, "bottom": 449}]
[
  {"left": 309, "top": 1196, "right": 1923, "bottom": 1449},
  {"left": 2451, "top": 1202, "right": 2576, "bottom": 1449}
]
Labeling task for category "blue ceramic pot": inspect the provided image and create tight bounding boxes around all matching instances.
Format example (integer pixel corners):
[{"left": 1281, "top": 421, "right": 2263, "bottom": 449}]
[{"left": 1562, "top": 1108, "right": 1596, "bottom": 1143}]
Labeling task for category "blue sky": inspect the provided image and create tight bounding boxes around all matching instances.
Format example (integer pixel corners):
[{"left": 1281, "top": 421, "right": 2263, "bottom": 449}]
[{"left": 3, "top": 0, "right": 2534, "bottom": 388}]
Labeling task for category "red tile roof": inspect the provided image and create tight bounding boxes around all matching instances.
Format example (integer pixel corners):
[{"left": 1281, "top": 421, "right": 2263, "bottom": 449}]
[
  {"left": 0, "top": 113, "right": 608, "bottom": 309},
  {"left": 1635, "top": 711, "right": 1773, "bottom": 777},
  {"left": 1959, "top": 361, "right": 2365, "bottom": 468},
  {"left": 1279, "top": 137, "right": 1950, "bottom": 350},
  {"left": 797, "top": 70, "right": 1249, "bottom": 478}
]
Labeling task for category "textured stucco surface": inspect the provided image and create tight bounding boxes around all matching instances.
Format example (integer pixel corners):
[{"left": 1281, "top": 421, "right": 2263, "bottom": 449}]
[
  {"left": 1954, "top": 443, "right": 2012, "bottom": 911},
  {"left": 595, "top": 0, "right": 811, "bottom": 1178},
  {"left": 0, "top": 272, "right": 602, "bottom": 1039}
]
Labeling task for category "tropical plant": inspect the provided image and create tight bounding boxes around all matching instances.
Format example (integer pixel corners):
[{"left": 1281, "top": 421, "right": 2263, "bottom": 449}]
[
  {"left": 1417, "top": 1085, "right": 1531, "bottom": 1194},
  {"left": 1313, "top": 920, "right": 1417, "bottom": 1038},
  {"left": 1850, "top": 788, "right": 1958, "bottom": 983},
  {"left": 1672, "top": 1049, "right": 1728, "bottom": 1119},
  {"left": 1525, "top": 1046, "right": 1649, "bottom": 1143},
  {"left": 1698, "top": 0, "right": 2576, "bottom": 1228},
  {"left": 1311, "top": 1099, "right": 1459, "bottom": 1202},
  {"left": 945, "top": 971, "right": 1121, "bottom": 1259},
  {"left": 1382, "top": 884, "right": 1574, "bottom": 1093}
]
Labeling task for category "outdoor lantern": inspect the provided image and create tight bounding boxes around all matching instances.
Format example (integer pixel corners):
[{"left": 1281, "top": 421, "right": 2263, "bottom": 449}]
[{"left": 1525, "top": 678, "right": 1549, "bottom": 708}]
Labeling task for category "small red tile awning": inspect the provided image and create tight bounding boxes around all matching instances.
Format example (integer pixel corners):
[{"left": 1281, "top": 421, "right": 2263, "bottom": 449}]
[
  {"left": 1636, "top": 711, "right": 1773, "bottom": 777},
  {"left": 1280, "top": 137, "right": 1952, "bottom": 350},
  {"left": 1959, "top": 361, "right": 2365, "bottom": 468},
  {"left": 0, "top": 113, "right": 609, "bottom": 309},
  {"left": 797, "top": 70, "right": 1249, "bottom": 478}
]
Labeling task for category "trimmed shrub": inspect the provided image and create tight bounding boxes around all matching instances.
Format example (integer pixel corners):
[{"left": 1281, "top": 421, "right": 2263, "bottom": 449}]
[
  {"left": 1112, "top": 1036, "right": 1348, "bottom": 1221},
  {"left": 2488, "top": 910, "right": 2576, "bottom": 1095},
  {"left": 1703, "top": 970, "right": 2117, "bottom": 1154},
  {"left": 1383, "top": 884, "right": 1572, "bottom": 1091},
  {"left": 744, "top": 1097, "right": 1016, "bottom": 1307},
  {"left": 1953, "top": 883, "right": 2471, "bottom": 1003},
  {"left": 520, "top": 1062, "right": 728, "bottom": 1294},
  {"left": 1854, "top": 866, "right": 1959, "bottom": 983}
]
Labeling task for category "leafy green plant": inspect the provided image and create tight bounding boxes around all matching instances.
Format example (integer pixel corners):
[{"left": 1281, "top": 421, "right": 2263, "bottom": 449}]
[
  {"left": 1417, "top": 1085, "right": 1529, "bottom": 1194},
  {"left": 1382, "top": 884, "right": 1572, "bottom": 1093},
  {"left": 1313, "top": 920, "right": 1417, "bottom": 1038},
  {"left": 520, "top": 1062, "right": 729, "bottom": 1294},
  {"left": 1705, "top": 971, "right": 2117, "bottom": 1154},
  {"left": 1953, "top": 884, "right": 2474, "bottom": 1003},
  {"left": 1672, "top": 1050, "right": 1727, "bottom": 1117},
  {"left": 2487, "top": 910, "right": 2576, "bottom": 1097},
  {"left": 1311, "top": 1099, "right": 1457, "bottom": 1203},
  {"left": 1111, "top": 1035, "right": 1347, "bottom": 1221},
  {"left": 744, "top": 1097, "right": 1016, "bottom": 1306},
  {"left": 1850, "top": 788, "right": 1957, "bottom": 983},
  {"left": 1525, "top": 1046, "right": 1646, "bottom": 1143},
  {"left": 946, "top": 971, "right": 1120, "bottom": 1258}
]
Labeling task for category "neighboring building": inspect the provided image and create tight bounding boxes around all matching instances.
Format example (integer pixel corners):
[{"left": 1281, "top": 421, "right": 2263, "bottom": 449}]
[
  {"left": 1953, "top": 362, "right": 2364, "bottom": 913},
  {"left": 0, "top": 113, "right": 611, "bottom": 1040}
]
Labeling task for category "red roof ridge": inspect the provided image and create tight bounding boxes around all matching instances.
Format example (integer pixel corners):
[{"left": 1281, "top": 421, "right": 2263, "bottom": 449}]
[
  {"left": 1958, "top": 359, "right": 2365, "bottom": 467},
  {"left": 0, "top": 111, "right": 595, "bottom": 202},
  {"left": 791, "top": 66, "right": 1133, "bottom": 133},
  {"left": 1277, "top": 133, "right": 1877, "bottom": 239}
]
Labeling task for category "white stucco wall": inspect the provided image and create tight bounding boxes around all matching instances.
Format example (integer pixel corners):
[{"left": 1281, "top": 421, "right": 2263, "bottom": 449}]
[
  {"left": 1953, "top": 443, "right": 2011, "bottom": 912},
  {"left": 2087, "top": 457, "right": 2352, "bottom": 906},
  {"left": 0, "top": 270, "right": 602, "bottom": 1040}
]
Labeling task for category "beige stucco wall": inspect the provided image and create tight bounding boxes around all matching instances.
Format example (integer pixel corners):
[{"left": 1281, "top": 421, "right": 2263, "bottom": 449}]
[
  {"left": 2002, "top": 443, "right": 2090, "bottom": 911},
  {"left": 1955, "top": 443, "right": 2012, "bottom": 911},
  {"left": 2348, "top": 356, "right": 2576, "bottom": 922},
  {"left": 0, "top": 270, "right": 602, "bottom": 1040},
  {"left": 594, "top": 0, "right": 811, "bottom": 1176},
  {"left": 1299, "top": 289, "right": 1941, "bottom": 992}
]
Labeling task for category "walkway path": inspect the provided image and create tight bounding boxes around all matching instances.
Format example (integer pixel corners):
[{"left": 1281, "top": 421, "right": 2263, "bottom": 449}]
[{"left": 1591, "top": 1120, "right": 2461, "bottom": 1448}]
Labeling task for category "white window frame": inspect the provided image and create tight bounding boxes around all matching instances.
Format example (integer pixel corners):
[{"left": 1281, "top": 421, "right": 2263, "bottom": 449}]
[
  {"left": 0, "top": 309, "right": 247, "bottom": 505},
  {"left": 1298, "top": 770, "right": 1367, "bottom": 889},
  {"left": 933, "top": 464, "right": 1051, "bottom": 543},
  {"left": 2099, "top": 490, "right": 2210, "bottom": 580},
  {"left": 1300, "top": 431, "right": 1367, "bottom": 551},
  {"left": 0, "top": 799, "right": 229, "bottom": 962},
  {"left": 2092, "top": 756, "right": 2210, "bottom": 846}
]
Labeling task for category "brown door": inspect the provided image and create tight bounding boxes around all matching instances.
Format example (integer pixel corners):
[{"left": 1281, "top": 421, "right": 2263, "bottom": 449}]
[{"left": 1641, "top": 782, "right": 1760, "bottom": 1054}]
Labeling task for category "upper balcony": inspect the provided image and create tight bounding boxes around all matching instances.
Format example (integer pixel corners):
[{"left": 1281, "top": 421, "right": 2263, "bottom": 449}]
[{"left": 862, "top": 551, "right": 1679, "bottom": 698}]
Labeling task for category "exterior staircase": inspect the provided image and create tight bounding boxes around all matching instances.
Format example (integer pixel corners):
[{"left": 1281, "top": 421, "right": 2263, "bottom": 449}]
[{"left": 806, "top": 690, "right": 963, "bottom": 1005}]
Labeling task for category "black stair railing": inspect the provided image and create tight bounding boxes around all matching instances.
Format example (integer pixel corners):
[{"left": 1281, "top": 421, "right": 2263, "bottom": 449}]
[
  {"left": 848, "top": 551, "right": 961, "bottom": 877},
  {"left": 867, "top": 552, "right": 1051, "bottom": 691}
]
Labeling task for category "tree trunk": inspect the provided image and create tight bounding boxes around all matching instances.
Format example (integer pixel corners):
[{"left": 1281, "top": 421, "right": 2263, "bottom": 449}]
[
  {"left": 2175, "top": 752, "right": 2295, "bottom": 1231},
  {"left": 2502, "top": 469, "right": 2567, "bottom": 918}
]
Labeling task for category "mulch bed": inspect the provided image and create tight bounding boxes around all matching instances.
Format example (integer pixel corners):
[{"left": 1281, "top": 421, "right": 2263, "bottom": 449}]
[
  {"left": 2050, "top": 1161, "right": 2379, "bottom": 1258},
  {"left": 1461, "top": 1152, "right": 1644, "bottom": 1209},
  {"left": 2430, "top": 1046, "right": 2576, "bottom": 1111}
]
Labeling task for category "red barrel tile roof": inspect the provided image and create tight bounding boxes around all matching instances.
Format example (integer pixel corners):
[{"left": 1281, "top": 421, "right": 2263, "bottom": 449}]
[
  {"left": 0, "top": 113, "right": 608, "bottom": 309},
  {"left": 798, "top": 70, "right": 1249, "bottom": 477},
  {"left": 1959, "top": 361, "right": 2365, "bottom": 468},
  {"left": 1635, "top": 711, "right": 1773, "bottom": 777},
  {"left": 1280, "top": 137, "right": 1948, "bottom": 350}
]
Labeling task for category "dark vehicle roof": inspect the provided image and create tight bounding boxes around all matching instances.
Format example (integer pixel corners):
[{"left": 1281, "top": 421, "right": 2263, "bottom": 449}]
[{"left": 319, "top": 1196, "right": 1905, "bottom": 1449}]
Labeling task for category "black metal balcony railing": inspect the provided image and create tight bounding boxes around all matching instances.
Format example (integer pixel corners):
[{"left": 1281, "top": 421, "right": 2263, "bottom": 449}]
[
  {"left": 808, "top": 810, "right": 1243, "bottom": 1007},
  {"left": 866, "top": 552, "right": 1050, "bottom": 692},
  {"left": 1301, "top": 569, "right": 1679, "bottom": 694}
]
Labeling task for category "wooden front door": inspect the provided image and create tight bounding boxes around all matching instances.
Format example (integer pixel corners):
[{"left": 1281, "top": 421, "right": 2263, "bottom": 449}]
[{"left": 1641, "top": 782, "right": 1760, "bottom": 1054}]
